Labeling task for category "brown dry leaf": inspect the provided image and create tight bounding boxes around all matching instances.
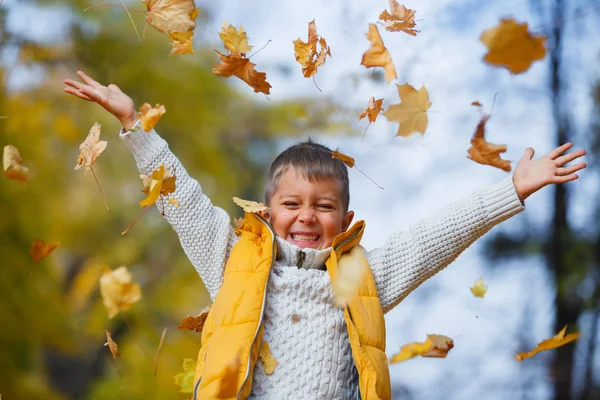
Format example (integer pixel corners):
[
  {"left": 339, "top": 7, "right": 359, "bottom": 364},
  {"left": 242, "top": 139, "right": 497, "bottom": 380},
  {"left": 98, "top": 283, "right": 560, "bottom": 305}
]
[
  {"left": 480, "top": 18, "right": 547, "bottom": 74},
  {"left": 359, "top": 96, "right": 384, "bottom": 123},
  {"left": 378, "top": 0, "right": 419, "bottom": 36},
  {"left": 178, "top": 305, "right": 211, "bottom": 333},
  {"left": 104, "top": 330, "right": 120, "bottom": 360},
  {"left": 169, "top": 31, "right": 195, "bottom": 55},
  {"left": 259, "top": 341, "right": 279, "bottom": 374},
  {"left": 332, "top": 246, "right": 367, "bottom": 307},
  {"left": 389, "top": 334, "right": 454, "bottom": 363},
  {"left": 74, "top": 122, "right": 107, "bottom": 176},
  {"left": 217, "top": 354, "right": 241, "bottom": 398},
  {"left": 470, "top": 277, "right": 488, "bottom": 298},
  {"left": 232, "top": 196, "right": 268, "bottom": 213},
  {"left": 361, "top": 24, "right": 397, "bottom": 84},
  {"left": 142, "top": 0, "right": 198, "bottom": 35},
  {"left": 422, "top": 334, "right": 454, "bottom": 358},
  {"left": 139, "top": 103, "right": 166, "bottom": 132},
  {"left": 291, "top": 314, "right": 301, "bottom": 323},
  {"left": 3, "top": 145, "right": 29, "bottom": 183},
  {"left": 467, "top": 114, "right": 511, "bottom": 172},
  {"left": 99, "top": 266, "right": 142, "bottom": 319},
  {"left": 140, "top": 164, "right": 177, "bottom": 207},
  {"left": 471, "top": 101, "right": 483, "bottom": 107},
  {"left": 293, "top": 20, "right": 331, "bottom": 78},
  {"left": 219, "top": 23, "right": 253, "bottom": 55},
  {"left": 29, "top": 239, "right": 59, "bottom": 264},
  {"left": 212, "top": 51, "right": 272, "bottom": 95},
  {"left": 331, "top": 150, "right": 355, "bottom": 168},
  {"left": 384, "top": 83, "right": 431, "bottom": 137},
  {"left": 516, "top": 325, "right": 579, "bottom": 361}
]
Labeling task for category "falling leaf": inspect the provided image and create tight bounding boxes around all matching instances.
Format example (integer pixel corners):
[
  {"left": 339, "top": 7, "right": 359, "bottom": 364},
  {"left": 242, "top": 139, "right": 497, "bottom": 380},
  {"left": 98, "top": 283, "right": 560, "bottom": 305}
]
[
  {"left": 219, "top": 23, "right": 253, "bottom": 55},
  {"left": 169, "top": 31, "right": 194, "bottom": 55},
  {"left": 29, "top": 239, "right": 59, "bottom": 264},
  {"left": 233, "top": 217, "right": 244, "bottom": 228},
  {"left": 480, "top": 18, "right": 547, "bottom": 74},
  {"left": 174, "top": 358, "right": 195, "bottom": 393},
  {"left": 217, "top": 354, "right": 241, "bottom": 398},
  {"left": 389, "top": 334, "right": 454, "bottom": 364},
  {"left": 104, "top": 330, "right": 120, "bottom": 360},
  {"left": 293, "top": 20, "right": 331, "bottom": 78},
  {"left": 332, "top": 245, "right": 367, "bottom": 307},
  {"left": 331, "top": 150, "right": 355, "bottom": 168},
  {"left": 168, "top": 197, "right": 180, "bottom": 208},
  {"left": 74, "top": 122, "right": 107, "bottom": 176},
  {"left": 178, "top": 305, "right": 211, "bottom": 333},
  {"left": 153, "top": 327, "right": 167, "bottom": 376},
  {"left": 384, "top": 83, "right": 431, "bottom": 137},
  {"left": 360, "top": 96, "right": 385, "bottom": 124},
  {"left": 99, "top": 266, "right": 142, "bottom": 319},
  {"left": 361, "top": 24, "right": 397, "bottom": 84},
  {"left": 516, "top": 325, "right": 579, "bottom": 361},
  {"left": 378, "top": 0, "right": 419, "bottom": 36},
  {"left": 212, "top": 51, "right": 272, "bottom": 95},
  {"left": 142, "top": 0, "right": 198, "bottom": 35},
  {"left": 232, "top": 196, "right": 268, "bottom": 213},
  {"left": 471, "top": 101, "right": 483, "bottom": 107},
  {"left": 467, "top": 114, "right": 511, "bottom": 172},
  {"left": 139, "top": 103, "right": 166, "bottom": 132},
  {"left": 3, "top": 145, "right": 29, "bottom": 183},
  {"left": 470, "top": 277, "right": 488, "bottom": 298},
  {"left": 139, "top": 164, "right": 177, "bottom": 207},
  {"left": 259, "top": 342, "right": 279, "bottom": 375}
]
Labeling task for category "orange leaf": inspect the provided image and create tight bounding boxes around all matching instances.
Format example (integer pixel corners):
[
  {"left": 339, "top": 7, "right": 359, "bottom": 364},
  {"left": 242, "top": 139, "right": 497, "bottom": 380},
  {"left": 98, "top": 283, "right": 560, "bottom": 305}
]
[
  {"left": 219, "top": 23, "right": 253, "bottom": 55},
  {"left": 139, "top": 164, "right": 177, "bottom": 207},
  {"left": 142, "top": 0, "right": 197, "bottom": 35},
  {"left": 29, "top": 239, "right": 59, "bottom": 264},
  {"left": 104, "top": 330, "right": 120, "bottom": 360},
  {"left": 169, "top": 31, "right": 195, "bottom": 56},
  {"left": 466, "top": 114, "right": 511, "bottom": 172},
  {"left": 74, "top": 122, "right": 107, "bottom": 176},
  {"left": 471, "top": 101, "right": 483, "bottom": 107},
  {"left": 359, "top": 96, "right": 384, "bottom": 123},
  {"left": 480, "top": 18, "right": 547, "bottom": 74},
  {"left": 361, "top": 24, "right": 397, "bottom": 84},
  {"left": 212, "top": 51, "right": 271, "bottom": 95},
  {"left": 331, "top": 150, "right": 355, "bottom": 168},
  {"left": 389, "top": 334, "right": 454, "bottom": 363},
  {"left": 259, "top": 341, "right": 279, "bottom": 374},
  {"left": 516, "top": 325, "right": 579, "bottom": 361},
  {"left": 378, "top": 0, "right": 419, "bottom": 36},
  {"left": 99, "top": 266, "right": 142, "bottom": 319},
  {"left": 293, "top": 20, "right": 331, "bottom": 78},
  {"left": 384, "top": 83, "right": 431, "bottom": 137},
  {"left": 3, "top": 144, "right": 29, "bottom": 183},
  {"left": 178, "top": 305, "right": 211, "bottom": 333},
  {"left": 422, "top": 334, "right": 454, "bottom": 358},
  {"left": 139, "top": 103, "right": 166, "bottom": 132}
]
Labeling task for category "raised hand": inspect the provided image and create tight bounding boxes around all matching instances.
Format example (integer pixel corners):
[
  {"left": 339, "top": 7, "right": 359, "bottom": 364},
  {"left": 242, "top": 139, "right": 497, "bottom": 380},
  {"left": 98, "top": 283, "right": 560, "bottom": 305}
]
[
  {"left": 64, "top": 71, "right": 138, "bottom": 131},
  {"left": 513, "top": 143, "right": 587, "bottom": 203}
]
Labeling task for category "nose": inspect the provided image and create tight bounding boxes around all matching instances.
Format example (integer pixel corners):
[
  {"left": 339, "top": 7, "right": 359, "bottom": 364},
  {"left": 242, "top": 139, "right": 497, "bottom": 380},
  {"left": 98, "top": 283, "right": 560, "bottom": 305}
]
[{"left": 298, "top": 208, "right": 316, "bottom": 224}]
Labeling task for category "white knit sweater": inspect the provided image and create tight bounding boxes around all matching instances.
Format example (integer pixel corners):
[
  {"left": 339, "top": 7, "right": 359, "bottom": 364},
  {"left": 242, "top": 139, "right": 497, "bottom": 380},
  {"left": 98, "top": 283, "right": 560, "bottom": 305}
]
[{"left": 120, "top": 120, "right": 525, "bottom": 399}]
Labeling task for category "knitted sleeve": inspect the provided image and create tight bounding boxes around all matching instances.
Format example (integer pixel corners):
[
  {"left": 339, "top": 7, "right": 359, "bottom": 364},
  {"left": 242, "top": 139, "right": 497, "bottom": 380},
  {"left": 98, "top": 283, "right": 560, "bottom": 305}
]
[
  {"left": 366, "top": 175, "right": 525, "bottom": 314},
  {"left": 120, "top": 120, "right": 237, "bottom": 300}
]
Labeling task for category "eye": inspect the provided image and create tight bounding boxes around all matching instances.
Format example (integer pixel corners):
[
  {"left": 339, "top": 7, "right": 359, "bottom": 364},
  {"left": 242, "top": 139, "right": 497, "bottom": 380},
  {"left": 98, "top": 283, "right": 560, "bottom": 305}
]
[
  {"left": 283, "top": 202, "right": 299, "bottom": 207},
  {"left": 318, "top": 204, "right": 334, "bottom": 210}
]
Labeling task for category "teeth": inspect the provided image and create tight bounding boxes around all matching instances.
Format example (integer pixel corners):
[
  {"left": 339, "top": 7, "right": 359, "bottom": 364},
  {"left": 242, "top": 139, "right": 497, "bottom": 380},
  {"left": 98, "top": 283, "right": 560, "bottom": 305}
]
[{"left": 292, "top": 234, "right": 318, "bottom": 241}]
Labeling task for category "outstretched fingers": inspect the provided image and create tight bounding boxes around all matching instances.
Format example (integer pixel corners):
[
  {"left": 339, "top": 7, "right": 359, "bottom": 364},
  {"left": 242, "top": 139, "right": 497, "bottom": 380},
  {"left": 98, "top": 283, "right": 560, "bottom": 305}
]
[
  {"left": 64, "top": 85, "right": 93, "bottom": 101},
  {"left": 555, "top": 149, "right": 587, "bottom": 166},
  {"left": 556, "top": 162, "right": 587, "bottom": 176},
  {"left": 548, "top": 142, "right": 574, "bottom": 160},
  {"left": 77, "top": 70, "right": 104, "bottom": 88}
]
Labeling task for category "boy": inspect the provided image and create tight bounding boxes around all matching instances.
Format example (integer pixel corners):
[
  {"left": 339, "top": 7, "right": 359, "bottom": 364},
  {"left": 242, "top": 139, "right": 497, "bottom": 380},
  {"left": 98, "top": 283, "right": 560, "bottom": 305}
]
[{"left": 65, "top": 71, "right": 586, "bottom": 399}]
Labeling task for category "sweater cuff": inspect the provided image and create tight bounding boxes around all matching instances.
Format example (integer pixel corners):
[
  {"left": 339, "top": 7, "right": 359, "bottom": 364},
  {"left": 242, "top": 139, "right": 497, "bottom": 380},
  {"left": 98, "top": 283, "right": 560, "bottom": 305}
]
[
  {"left": 479, "top": 175, "right": 525, "bottom": 225},
  {"left": 119, "top": 119, "right": 167, "bottom": 156}
]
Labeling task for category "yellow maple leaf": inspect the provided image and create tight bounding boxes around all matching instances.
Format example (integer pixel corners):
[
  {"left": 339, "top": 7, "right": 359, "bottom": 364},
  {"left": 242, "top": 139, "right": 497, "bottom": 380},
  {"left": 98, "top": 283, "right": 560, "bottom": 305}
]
[
  {"left": 361, "top": 24, "right": 397, "bottom": 84},
  {"left": 29, "top": 239, "right": 59, "bottom": 264},
  {"left": 516, "top": 325, "right": 579, "bottom": 361},
  {"left": 177, "top": 305, "right": 211, "bottom": 333},
  {"left": 384, "top": 83, "right": 431, "bottom": 137},
  {"left": 74, "top": 122, "right": 107, "bottom": 176},
  {"left": 169, "top": 31, "right": 195, "bottom": 56},
  {"left": 219, "top": 22, "right": 253, "bottom": 55},
  {"left": 139, "top": 164, "right": 177, "bottom": 207},
  {"left": 332, "top": 245, "right": 367, "bottom": 307},
  {"left": 359, "top": 96, "right": 385, "bottom": 124},
  {"left": 259, "top": 341, "right": 279, "bottom": 375},
  {"left": 389, "top": 334, "right": 454, "bottom": 364},
  {"left": 293, "top": 20, "right": 331, "bottom": 78},
  {"left": 217, "top": 354, "right": 241, "bottom": 398},
  {"left": 99, "top": 266, "right": 142, "bottom": 319},
  {"left": 139, "top": 103, "right": 166, "bottom": 132},
  {"left": 174, "top": 358, "right": 195, "bottom": 393},
  {"left": 331, "top": 150, "right": 355, "bottom": 168},
  {"left": 3, "top": 144, "right": 29, "bottom": 183},
  {"left": 470, "top": 277, "right": 488, "bottom": 298},
  {"left": 232, "top": 196, "right": 268, "bottom": 213},
  {"left": 378, "top": 0, "right": 419, "bottom": 36},
  {"left": 422, "top": 334, "right": 454, "bottom": 358},
  {"left": 212, "top": 51, "right": 272, "bottom": 95},
  {"left": 104, "top": 330, "right": 120, "bottom": 360},
  {"left": 480, "top": 18, "right": 547, "bottom": 74},
  {"left": 142, "top": 0, "right": 198, "bottom": 35},
  {"left": 467, "top": 114, "right": 511, "bottom": 172}
]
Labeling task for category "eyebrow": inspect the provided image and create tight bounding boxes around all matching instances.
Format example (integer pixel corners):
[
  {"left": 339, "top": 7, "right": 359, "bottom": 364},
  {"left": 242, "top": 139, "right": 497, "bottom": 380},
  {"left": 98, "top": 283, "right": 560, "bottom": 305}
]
[{"left": 279, "top": 194, "right": 339, "bottom": 202}]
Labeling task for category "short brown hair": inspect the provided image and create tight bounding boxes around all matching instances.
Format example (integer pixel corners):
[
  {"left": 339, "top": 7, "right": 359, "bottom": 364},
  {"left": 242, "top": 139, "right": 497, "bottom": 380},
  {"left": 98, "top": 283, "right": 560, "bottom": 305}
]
[{"left": 264, "top": 140, "right": 350, "bottom": 211}]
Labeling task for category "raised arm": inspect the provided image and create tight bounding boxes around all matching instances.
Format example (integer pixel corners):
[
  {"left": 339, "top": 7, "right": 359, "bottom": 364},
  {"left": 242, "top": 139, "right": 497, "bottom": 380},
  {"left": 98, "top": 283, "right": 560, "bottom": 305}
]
[{"left": 64, "top": 71, "right": 237, "bottom": 300}]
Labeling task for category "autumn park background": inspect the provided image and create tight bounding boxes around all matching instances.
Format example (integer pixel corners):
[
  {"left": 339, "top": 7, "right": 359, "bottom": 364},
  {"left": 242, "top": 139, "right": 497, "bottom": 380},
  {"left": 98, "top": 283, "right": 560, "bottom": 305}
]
[{"left": 1, "top": 0, "right": 600, "bottom": 399}]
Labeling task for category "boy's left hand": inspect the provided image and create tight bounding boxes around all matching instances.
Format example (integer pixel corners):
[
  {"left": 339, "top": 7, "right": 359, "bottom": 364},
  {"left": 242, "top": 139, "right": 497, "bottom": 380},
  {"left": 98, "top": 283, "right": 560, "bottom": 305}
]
[{"left": 513, "top": 142, "right": 586, "bottom": 204}]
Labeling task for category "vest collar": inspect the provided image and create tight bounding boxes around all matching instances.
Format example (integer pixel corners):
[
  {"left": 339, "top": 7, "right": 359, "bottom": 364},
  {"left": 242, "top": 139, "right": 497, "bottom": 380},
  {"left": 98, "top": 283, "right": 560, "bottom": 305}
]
[{"left": 275, "top": 236, "right": 330, "bottom": 270}]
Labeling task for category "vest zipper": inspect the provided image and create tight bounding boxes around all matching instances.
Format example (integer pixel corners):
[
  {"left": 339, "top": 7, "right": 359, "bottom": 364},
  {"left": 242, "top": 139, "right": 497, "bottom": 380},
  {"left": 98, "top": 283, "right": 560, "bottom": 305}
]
[
  {"left": 297, "top": 250, "right": 306, "bottom": 268},
  {"left": 237, "top": 214, "right": 276, "bottom": 399},
  {"left": 192, "top": 351, "right": 208, "bottom": 400}
]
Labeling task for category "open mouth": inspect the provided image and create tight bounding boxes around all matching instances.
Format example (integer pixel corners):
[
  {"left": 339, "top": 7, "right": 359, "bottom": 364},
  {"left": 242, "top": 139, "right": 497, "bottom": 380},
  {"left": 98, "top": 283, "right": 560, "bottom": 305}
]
[{"left": 290, "top": 233, "right": 320, "bottom": 242}]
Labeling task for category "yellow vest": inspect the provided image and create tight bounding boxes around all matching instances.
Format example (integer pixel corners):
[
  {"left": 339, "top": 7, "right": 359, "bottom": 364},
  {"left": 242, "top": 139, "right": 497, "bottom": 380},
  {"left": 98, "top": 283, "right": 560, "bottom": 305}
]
[{"left": 192, "top": 213, "right": 391, "bottom": 399}]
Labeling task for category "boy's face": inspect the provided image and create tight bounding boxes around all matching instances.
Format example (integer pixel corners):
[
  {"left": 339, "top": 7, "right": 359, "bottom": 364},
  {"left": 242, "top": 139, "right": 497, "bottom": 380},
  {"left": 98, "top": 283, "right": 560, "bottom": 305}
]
[{"left": 262, "top": 167, "right": 354, "bottom": 250}]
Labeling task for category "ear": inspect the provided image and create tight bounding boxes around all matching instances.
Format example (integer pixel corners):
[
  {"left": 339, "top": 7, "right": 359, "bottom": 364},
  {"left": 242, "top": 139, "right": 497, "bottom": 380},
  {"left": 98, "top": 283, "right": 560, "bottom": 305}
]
[
  {"left": 257, "top": 203, "right": 270, "bottom": 222},
  {"left": 341, "top": 210, "right": 354, "bottom": 232}
]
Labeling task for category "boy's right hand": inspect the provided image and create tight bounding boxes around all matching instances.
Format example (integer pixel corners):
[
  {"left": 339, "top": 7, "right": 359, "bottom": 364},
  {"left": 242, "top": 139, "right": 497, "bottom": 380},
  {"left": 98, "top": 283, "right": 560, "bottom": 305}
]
[{"left": 64, "top": 71, "right": 138, "bottom": 132}]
